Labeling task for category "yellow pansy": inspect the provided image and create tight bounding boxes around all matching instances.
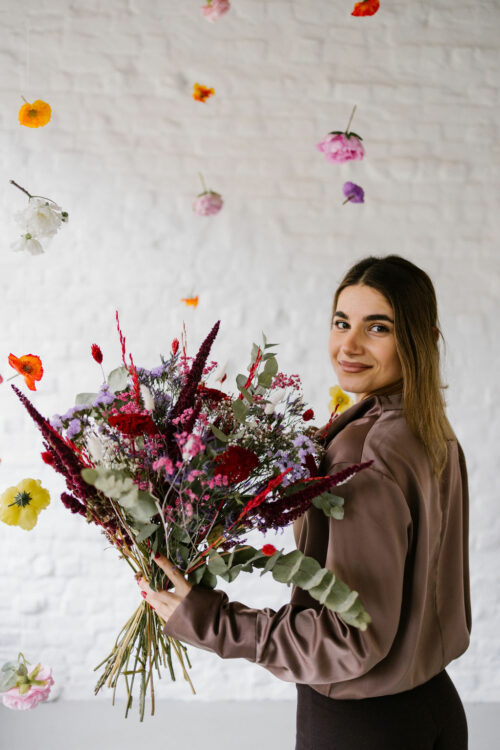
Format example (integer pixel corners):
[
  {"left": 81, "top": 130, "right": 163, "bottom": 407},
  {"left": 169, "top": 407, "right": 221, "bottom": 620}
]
[
  {"left": 0, "top": 479, "right": 50, "bottom": 531},
  {"left": 328, "top": 385, "right": 354, "bottom": 414}
]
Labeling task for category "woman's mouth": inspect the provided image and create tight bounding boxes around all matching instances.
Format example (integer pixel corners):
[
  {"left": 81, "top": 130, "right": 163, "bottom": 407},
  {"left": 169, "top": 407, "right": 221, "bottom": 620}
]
[{"left": 339, "top": 361, "right": 372, "bottom": 373}]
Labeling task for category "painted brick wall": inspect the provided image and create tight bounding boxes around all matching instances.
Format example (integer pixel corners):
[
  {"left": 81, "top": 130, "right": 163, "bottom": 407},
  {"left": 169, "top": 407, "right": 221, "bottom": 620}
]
[{"left": 0, "top": 0, "right": 498, "bottom": 705}]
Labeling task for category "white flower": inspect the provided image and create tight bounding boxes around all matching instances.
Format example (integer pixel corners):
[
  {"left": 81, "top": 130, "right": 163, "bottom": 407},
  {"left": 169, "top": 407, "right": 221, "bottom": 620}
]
[
  {"left": 15, "top": 197, "right": 66, "bottom": 239},
  {"left": 213, "top": 360, "right": 228, "bottom": 383},
  {"left": 264, "top": 388, "right": 287, "bottom": 415},
  {"left": 11, "top": 234, "right": 44, "bottom": 256},
  {"left": 140, "top": 385, "right": 155, "bottom": 412}
]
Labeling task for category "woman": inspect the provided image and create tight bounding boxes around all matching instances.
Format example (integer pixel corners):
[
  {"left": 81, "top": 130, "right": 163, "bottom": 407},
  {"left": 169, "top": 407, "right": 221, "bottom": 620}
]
[{"left": 138, "top": 255, "right": 471, "bottom": 749}]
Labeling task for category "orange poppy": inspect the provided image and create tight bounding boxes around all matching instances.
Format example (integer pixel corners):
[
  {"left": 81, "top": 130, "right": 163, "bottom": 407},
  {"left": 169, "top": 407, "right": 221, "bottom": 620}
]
[
  {"left": 18, "top": 100, "right": 52, "bottom": 128},
  {"left": 351, "top": 0, "right": 380, "bottom": 16},
  {"left": 8, "top": 354, "right": 44, "bottom": 391},
  {"left": 192, "top": 83, "right": 215, "bottom": 103},
  {"left": 180, "top": 296, "right": 199, "bottom": 307}
]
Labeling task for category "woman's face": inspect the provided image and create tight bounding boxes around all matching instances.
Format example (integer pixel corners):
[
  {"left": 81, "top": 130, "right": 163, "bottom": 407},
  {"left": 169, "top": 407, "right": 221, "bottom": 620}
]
[{"left": 329, "top": 284, "right": 403, "bottom": 403}]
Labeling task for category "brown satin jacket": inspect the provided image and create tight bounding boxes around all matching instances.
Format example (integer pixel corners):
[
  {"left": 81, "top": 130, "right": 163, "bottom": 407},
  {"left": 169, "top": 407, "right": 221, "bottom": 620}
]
[{"left": 162, "top": 391, "right": 472, "bottom": 699}]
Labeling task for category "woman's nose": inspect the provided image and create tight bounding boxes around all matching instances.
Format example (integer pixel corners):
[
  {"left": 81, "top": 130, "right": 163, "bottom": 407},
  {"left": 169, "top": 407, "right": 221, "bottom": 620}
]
[{"left": 342, "top": 327, "right": 364, "bottom": 352}]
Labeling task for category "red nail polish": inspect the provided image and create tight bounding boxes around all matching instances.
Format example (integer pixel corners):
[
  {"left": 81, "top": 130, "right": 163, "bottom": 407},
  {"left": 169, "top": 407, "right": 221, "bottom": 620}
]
[
  {"left": 154, "top": 553, "right": 160, "bottom": 559},
  {"left": 141, "top": 591, "right": 147, "bottom": 599}
]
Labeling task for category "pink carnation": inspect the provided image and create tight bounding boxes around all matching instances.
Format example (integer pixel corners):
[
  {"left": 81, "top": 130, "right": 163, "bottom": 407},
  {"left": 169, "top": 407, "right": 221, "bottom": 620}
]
[
  {"left": 193, "top": 191, "right": 224, "bottom": 217},
  {"left": 201, "top": 0, "right": 231, "bottom": 22},
  {"left": 316, "top": 132, "right": 365, "bottom": 164},
  {"left": 1, "top": 666, "right": 54, "bottom": 710}
]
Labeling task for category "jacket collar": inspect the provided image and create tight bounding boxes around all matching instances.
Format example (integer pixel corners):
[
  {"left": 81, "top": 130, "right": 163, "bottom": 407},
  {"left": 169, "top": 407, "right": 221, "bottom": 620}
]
[{"left": 318, "top": 390, "right": 403, "bottom": 444}]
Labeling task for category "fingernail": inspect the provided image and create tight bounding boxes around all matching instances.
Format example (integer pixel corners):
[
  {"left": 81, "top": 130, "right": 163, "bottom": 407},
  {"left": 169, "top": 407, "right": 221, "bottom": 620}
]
[
  {"left": 141, "top": 591, "right": 147, "bottom": 599},
  {"left": 154, "top": 553, "right": 160, "bottom": 559}
]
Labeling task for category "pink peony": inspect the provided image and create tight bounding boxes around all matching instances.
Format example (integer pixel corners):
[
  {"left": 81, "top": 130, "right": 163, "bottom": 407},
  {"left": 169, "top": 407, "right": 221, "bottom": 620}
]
[
  {"left": 316, "top": 132, "right": 365, "bottom": 164},
  {"left": 201, "top": 0, "right": 231, "bottom": 22},
  {"left": 193, "top": 191, "right": 224, "bottom": 216},
  {"left": 1, "top": 666, "right": 54, "bottom": 710}
]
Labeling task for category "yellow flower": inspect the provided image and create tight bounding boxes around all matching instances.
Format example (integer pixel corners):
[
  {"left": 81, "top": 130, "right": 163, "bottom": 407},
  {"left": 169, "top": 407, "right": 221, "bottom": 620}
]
[
  {"left": 0, "top": 479, "right": 50, "bottom": 530},
  {"left": 18, "top": 100, "right": 52, "bottom": 128},
  {"left": 328, "top": 385, "right": 354, "bottom": 414}
]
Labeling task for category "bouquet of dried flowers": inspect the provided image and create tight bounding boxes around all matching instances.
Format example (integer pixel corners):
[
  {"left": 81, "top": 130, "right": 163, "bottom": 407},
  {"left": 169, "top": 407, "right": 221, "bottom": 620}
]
[{"left": 12, "top": 316, "right": 371, "bottom": 719}]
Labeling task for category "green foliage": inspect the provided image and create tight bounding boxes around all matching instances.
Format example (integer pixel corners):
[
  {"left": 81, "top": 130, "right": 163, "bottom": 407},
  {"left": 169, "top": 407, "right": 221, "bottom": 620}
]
[
  {"left": 312, "top": 492, "right": 345, "bottom": 520},
  {"left": 81, "top": 467, "right": 157, "bottom": 523},
  {"left": 232, "top": 398, "right": 248, "bottom": 424},
  {"left": 107, "top": 366, "right": 129, "bottom": 393},
  {"left": 210, "top": 424, "right": 230, "bottom": 442},
  {"left": 75, "top": 392, "right": 98, "bottom": 406},
  {"left": 197, "top": 545, "right": 371, "bottom": 630}
]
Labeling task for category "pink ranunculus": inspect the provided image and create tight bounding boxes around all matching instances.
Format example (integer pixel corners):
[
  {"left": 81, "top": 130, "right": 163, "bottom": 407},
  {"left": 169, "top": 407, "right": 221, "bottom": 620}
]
[
  {"left": 1, "top": 666, "right": 54, "bottom": 710},
  {"left": 316, "top": 132, "right": 365, "bottom": 164},
  {"left": 201, "top": 0, "right": 231, "bottom": 22},
  {"left": 193, "top": 191, "right": 224, "bottom": 217}
]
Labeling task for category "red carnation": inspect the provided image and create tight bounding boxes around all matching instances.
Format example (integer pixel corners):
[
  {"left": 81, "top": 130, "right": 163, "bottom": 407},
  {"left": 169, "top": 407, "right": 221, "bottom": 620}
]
[
  {"left": 214, "top": 445, "right": 259, "bottom": 484},
  {"left": 41, "top": 451, "right": 55, "bottom": 465},
  {"left": 302, "top": 408, "right": 314, "bottom": 421},
  {"left": 108, "top": 413, "right": 159, "bottom": 437},
  {"left": 262, "top": 544, "right": 277, "bottom": 557},
  {"left": 172, "top": 339, "right": 180, "bottom": 355},
  {"left": 91, "top": 344, "right": 103, "bottom": 364}
]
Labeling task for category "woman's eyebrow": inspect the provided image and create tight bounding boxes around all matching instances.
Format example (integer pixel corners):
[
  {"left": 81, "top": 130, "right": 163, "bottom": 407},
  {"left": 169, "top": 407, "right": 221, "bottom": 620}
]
[{"left": 334, "top": 311, "right": 394, "bottom": 324}]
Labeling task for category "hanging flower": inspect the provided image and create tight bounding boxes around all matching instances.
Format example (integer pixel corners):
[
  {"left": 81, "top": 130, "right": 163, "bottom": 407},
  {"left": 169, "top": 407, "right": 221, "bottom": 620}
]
[
  {"left": 193, "top": 83, "right": 215, "bottom": 102},
  {"left": 15, "top": 197, "right": 67, "bottom": 239},
  {"left": 0, "top": 479, "right": 50, "bottom": 531},
  {"left": 193, "top": 191, "right": 224, "bottom": 216},
  {"left": 8, "top": 354, "right": 43, "bottom": 391},
  {"left": 18, "top": 99, "right": 51, "bottom": 128},
  {"left": 262, "top": 544, "right": 277, "bottom": 557},
  {"left": 201, "top": 0, "right": 231, "bottom": 22},
  {"left": 180, "top": 296, "right": 199, "bottom": 307},
  {"left": 91, "top": 344, "right": 103, "bottom": 364},
  {"left": 328, "top": 385, "right": 354, "bottom": 414},
  {"left": 316, "top": 105, "right": 365, "bottom": 164},
  {"left": 214, "top": 446, "right": 260, "bottom": 484},
  {"left": 10, "top": 233, "right": 44, "bottom": 256},
  {"left": 0, "top": 653, "right": 53, "bottom": 710},
  {"left": 352, "top": 0, "right": 380, "bottom": 17},
  {"left": 342, "top": 181, "right": 365, "bottom": 204}
]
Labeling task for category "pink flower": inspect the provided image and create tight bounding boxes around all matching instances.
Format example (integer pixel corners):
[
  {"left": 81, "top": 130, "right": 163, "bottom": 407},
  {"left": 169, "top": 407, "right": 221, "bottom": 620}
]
[
  {"left": 1, "top": 666, "right": 53, "bottom": 710},
  {"left": 316, "top": 132, "right": 365, "bottom": 164},
  {"left": 193, "top": 191, "right": 224, "bottom": 217},
  {"left": 201, "top": 0, "right": 231, "bottom": 22},
  {"left": 152, "top": 456, "right": 175, "bottom": 475}
]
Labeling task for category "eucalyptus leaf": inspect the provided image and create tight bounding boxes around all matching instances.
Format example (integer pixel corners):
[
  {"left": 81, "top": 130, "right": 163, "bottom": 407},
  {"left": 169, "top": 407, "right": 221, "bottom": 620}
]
[
  {"left": 232, "top": 399, "right": 248, "bottom": 424},
  {"left": 134, "top": 523, "right": 159, "bottom": 543},
  {"left": 312, "top": 492, "right": 345, "bottom": 520},
  {"left": 75, "top": 393, "right": 97, "bottom": 406},
  {"left": 239, "top": 387, "right": 253, "bottom": 405},
  {"left": 210, "top": 424, "right": 230, "bottom": 442},
  {"left": 235, "top": 374, "right": 247, "bottom": 390},
  {"left": 107, "top": 366, "right": 129, "bottom": 393},
  {"left": 263, "top": 357, "right": 278, "bottom": 377},
  {"left": 81, "top": 467, "right": 157, "bottom": 523},
  {"left": 257, "top": 372, "right": 272, "bottom": 388}
]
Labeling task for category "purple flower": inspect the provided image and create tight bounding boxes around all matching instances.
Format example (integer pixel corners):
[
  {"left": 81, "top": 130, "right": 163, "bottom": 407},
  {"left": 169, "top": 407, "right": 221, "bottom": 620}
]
[
  {"left": 342, "top": 181, "right": 365, "bottom": 204},
  {"left": 66, "top": 419, "right": 81, "bottom": 439},
  {"left": 50, "top": 415, "right": 63, "bottom": 430},
  {"left": 93, "top": 387, "right": 115, "bottom": 407}
]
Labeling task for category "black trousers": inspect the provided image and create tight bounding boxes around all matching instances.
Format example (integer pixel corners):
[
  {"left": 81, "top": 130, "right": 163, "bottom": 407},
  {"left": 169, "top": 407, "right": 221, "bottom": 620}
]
[{"left": 295, "top": 670, "right": 468, "bottom": 749}]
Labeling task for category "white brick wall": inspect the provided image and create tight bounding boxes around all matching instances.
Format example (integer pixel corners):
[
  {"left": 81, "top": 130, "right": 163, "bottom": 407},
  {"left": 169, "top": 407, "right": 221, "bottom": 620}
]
[{"left": 0, "top": 0, "right": 498, "bottom": 707}]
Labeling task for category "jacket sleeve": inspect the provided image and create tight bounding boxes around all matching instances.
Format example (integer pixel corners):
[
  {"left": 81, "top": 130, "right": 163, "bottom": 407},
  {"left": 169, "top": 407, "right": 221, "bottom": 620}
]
[{"left": 162, "top": 467, "right": 412, "bottom": 685}]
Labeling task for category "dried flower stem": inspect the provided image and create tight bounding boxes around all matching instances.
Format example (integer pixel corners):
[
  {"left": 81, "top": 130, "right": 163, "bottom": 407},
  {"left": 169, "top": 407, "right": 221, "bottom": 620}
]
[{"left": 345, "top": 104, "right": 357, "bottom": 135}]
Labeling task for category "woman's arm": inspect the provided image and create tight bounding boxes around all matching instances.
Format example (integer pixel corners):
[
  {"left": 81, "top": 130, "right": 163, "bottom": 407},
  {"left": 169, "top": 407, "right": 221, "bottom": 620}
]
[{"left": 162, "top": 467, "right": 411, "bottom": 685}]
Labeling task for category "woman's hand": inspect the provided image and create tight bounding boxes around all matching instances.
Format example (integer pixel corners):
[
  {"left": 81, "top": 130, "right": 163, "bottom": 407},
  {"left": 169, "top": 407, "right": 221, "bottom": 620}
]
[{"left": 136, "top": 553, "right": 193, "bottom": 623}]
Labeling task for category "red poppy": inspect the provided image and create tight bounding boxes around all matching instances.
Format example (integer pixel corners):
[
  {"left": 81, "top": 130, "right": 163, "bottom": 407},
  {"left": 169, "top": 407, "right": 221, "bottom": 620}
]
[
  {"left": 262, "top": 544, "right": 277, "bottom": 557},
  {"left": 108, "top": 413, "right": 159, "bottom": 437},
  {"left": 91, "top": 344, "right": 103, "bottom": 364},
  {"left": 351, "top": 0, "right": 380, "bottom": 17},
  {"left": 302, "top": 408, "right": 314, "bottom": 421},
  {"left": 214, "top": 446, "right": 259, "bottom": 484},
  {"left": 8, "top": 354, "right": 44, "bottom": 391}
]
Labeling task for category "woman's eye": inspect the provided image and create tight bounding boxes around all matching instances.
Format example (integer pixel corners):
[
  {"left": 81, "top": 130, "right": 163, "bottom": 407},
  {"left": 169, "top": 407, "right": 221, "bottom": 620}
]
[
  {"left": 333, "top": 321, "right": 389, "bottom": 333},
  {"left": 371, "top": 324, "right": 389, "bottom": 333}
]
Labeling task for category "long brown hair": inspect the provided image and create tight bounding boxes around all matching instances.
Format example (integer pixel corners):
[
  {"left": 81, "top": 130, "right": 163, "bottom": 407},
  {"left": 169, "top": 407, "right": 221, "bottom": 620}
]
[{"left": 331, "top": 255, "right": 456, "bottom": 481}]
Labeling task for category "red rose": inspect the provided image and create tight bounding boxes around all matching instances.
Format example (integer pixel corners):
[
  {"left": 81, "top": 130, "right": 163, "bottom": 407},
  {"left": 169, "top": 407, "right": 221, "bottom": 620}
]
[
  {"left": 214, "top": 445, "right": 259, "bottom": 484},
  {"left": 108, "top": 413, "right": 159, "bottom": 437},
  {"left": 262, "top": 544, "right": 277, "bottom": 557}
]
